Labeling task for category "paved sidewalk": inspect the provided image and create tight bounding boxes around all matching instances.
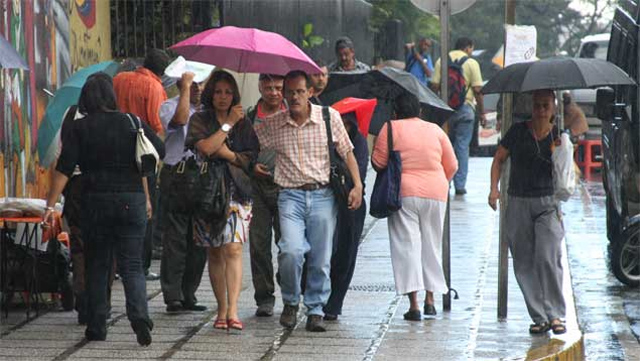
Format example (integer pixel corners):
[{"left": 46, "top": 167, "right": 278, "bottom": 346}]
[{"left": 0, "top": 158, "right": 583, "bottom": 360}]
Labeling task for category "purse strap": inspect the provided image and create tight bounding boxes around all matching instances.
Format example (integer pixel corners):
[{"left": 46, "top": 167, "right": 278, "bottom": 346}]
[
  {"left": 386, "top": 119, "right": 394, "bottom": 153},
  {"left": 322, "top": 106, "right": 338, "bottom": 164},
  {"left": 125, "top": 113, "right": 143, "bottom": 133}
]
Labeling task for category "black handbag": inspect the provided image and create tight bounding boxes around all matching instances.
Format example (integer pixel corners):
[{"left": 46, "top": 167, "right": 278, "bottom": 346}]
[
  {"left": 322, "top": 106, "right": 353, "bottom": 206},
  {"left": 369, "top": 120, "right": 402, "bottom": 218}
]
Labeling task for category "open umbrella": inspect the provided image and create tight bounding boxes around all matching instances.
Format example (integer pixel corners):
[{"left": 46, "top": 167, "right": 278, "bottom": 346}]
[
  {"left": 0, "top": 34, "right": 29, "bottom": 70},
  {"left": 331, "top": 98, "right": 378, "bottom": 137},
  {"left": 482, "top": 57, "right": 636, "bottom": 94},
  {"left": 37, "top": 61, "right": 120, "bottom": 167},
  {"left": 170, "top": 26, "right": 321, "bottom": 75}
]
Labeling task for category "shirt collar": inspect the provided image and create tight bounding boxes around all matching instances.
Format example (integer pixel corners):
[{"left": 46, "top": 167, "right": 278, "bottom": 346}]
[
  {"left": 135, "top": 67, "right": 162, "bottom": 84},
  {"left": 278, "top": 102, "right": 321, "bottom": 128}
]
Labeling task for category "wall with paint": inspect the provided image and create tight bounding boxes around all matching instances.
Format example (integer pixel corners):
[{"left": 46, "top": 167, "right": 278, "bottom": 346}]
[{"left": 0, "top": 0, "right": 111, "bottom": 199}]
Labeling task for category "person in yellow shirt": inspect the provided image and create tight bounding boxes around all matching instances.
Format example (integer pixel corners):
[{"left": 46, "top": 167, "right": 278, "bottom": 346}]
[{"left": 431, "top": 37, "right": 485, "bottom": 195}]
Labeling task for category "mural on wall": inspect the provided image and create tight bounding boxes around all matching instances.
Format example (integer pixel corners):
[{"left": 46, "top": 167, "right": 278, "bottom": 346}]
[{"left": 0, "top": 0, "right": 110, "bottom": 198}]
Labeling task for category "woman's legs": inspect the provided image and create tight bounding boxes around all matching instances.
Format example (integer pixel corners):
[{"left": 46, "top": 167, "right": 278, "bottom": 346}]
[
  {"left": 407, "top": 292, "right": 419, "bottom": 311},
  {"left": 208, "top": 247, "right": 227, "bottom": 320},
  {"left": 223, "top": 243, "right": 243, "bottom": 320}
]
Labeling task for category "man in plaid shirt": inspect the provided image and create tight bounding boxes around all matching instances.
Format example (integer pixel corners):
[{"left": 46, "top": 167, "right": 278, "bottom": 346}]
[{"left": 254, "top": 70, "right": 363, "bottom": 332}]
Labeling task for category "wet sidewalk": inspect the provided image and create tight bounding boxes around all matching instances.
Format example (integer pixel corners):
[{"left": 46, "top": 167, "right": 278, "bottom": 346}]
[{"left": 0, "top": 158, "right": 584, "bottom": 360}]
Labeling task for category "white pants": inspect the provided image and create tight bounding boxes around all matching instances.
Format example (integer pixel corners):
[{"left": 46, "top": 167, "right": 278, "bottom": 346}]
[{"left": 388, "top": 197, "right": 448, "bottom": 295}]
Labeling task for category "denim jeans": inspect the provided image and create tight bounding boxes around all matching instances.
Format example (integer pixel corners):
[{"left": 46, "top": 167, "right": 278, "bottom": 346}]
[
  {"left": 81, "top": 192, "right": 151, "bottom": 337},
  {"left": 277, "top": 188, "right": 337, "bottom": 316},
  {"left": 448, "top": 103, "right": 476, "bottom": 191}
]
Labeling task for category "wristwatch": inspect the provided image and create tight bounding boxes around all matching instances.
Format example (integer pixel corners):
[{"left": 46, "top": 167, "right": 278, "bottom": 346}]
[{"left": 221, "top": 123, "right": 232, "bottom": 133}]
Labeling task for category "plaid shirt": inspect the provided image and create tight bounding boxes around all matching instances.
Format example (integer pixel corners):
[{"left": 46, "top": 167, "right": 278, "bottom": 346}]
[{"left": 254, "top": 104, "right": 354, "bottom": 188}]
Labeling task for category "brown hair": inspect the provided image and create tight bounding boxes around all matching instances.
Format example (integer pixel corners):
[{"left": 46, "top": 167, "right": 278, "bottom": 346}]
[{"left": 200, "top": 70, "right": 241, "bottom": 110}]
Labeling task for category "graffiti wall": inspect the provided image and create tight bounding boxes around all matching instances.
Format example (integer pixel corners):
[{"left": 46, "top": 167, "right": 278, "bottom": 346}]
[{"left": 0, "top": 0, "right": 111, "bottom": 198}]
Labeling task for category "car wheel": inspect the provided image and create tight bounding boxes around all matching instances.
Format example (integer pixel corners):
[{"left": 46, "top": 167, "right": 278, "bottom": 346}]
[{"left": 610, "top": 224, "right": 640, "bottom": 287}]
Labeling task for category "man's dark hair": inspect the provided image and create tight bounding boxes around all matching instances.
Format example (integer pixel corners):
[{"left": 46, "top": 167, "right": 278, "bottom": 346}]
[
  {"left": 313, "top": 58, "right": 326, "bottom": 68},
  {"left": 284, "top": 70, "right": 311, "bottom": 90},
  {"left": 335, "top": 36, "right": 355, "bottom": 53},
  {"left": 143, "top": 48, "right": 170, "bottom": 77},
  {"left": 200, "top": 70, "right": 241, "bottom": 110},
  {"left": 454, "top": 37, "right": 474, "bottom": 51},
  {"left": 394, "top": 93, "right": 421, "bottom": 119},
  {"left": 78, "top": 72, "right": 118, "bottom": 115},
  {"left": 259, "top": 73, "right": 285, "bottom": 82}
]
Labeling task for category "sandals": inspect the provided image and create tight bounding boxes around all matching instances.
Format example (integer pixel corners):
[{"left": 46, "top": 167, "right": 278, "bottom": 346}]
[
  {"left": 213, "top": 318, "right": 228, "bottom": 330},
  {"left": 550, "top": 320, "right": 567, "bottom": 335},
  {"left": 528, "top": 322, "right": 550, "bottom": 334},
  {"left": 227, "top": 319, "right": 243, "bottom": 331}
]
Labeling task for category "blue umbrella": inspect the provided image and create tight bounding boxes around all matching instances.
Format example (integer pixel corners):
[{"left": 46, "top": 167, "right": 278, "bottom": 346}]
[
  {"left": 0, "top": 34, "right": 29, "bottom": 70},
  {"left": 37, "top": 61, "right": 120, "bottom": 167}
]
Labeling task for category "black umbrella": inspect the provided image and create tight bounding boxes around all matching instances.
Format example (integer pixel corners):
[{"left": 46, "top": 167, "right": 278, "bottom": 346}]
[
  {"left": 0, "top": 35, "right": 29, "bottom": 70},
  {"left": 482, "top": 57, "right": 635, "bottom": 94},
  {"left": 363, "top": 67, "right": 454, "bottom": 127},
  {"left": 320, "top": 71, "right": 369, "bottom": 105}
]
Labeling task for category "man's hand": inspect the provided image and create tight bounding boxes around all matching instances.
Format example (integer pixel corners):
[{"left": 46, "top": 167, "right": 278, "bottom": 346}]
[
  {"left": 413, "top": 51, "right": 423, "bottom": 61},
  {"left": 180, "top": 71, "right": 195, "bottom": 90},
  {"left": 253, "top": 163, "right": 271, "bottom": 178},
  {"left": 488, "top": 188, "right": 500, "bottom": 211},
  {"left": 348, "top": 184, "right": 363, "bottom": 210},
  {"left": 146, "top": 198, "right": 153, "bottom": 220},
  {"left": 479, "top": 113, "right": 487, "bottom": 128}
]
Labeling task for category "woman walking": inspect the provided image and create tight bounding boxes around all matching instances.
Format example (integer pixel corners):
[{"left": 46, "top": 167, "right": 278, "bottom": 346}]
[
  {"left": 44, "top": 73, "right": 165, "bottom": 345},
  {"left": 372, "top": 94, "right": 457, "bottom": 321},
  {"left": 185, "top": 70, "right": 259, "bottom": 332},
  {"left": 488, "top": 89, "right": 567, "bottom": 335}
]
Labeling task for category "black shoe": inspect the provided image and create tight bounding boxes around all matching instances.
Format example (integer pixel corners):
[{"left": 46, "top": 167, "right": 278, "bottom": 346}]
[
  {"left": 182, "top": 302, "right": 207, "bottom": 311},
  {"left": 279, "top": 304, "right": 299, "bottom": 328},
  {"left": 85, "top": 329, "right": 106, "bottom": 341},
  {"left": 403, "top": 309, "right": 422, "bottom": 321},
  {"left": 145, "top": 271, "right": 160, "bottom": 281},
  {"left": 455, "top": 188, "right": 467, "bottom": 195},
  {"left": 305, "top": 315, "right": 326, "bottom": 332},
  {"left": 132, "top": 320, "right": 152, "bottom": 347},
  {"left": 255, "top": 304, "right": 274, "bottom": 317},
  {"left": 424, "top": 304, "right": 437, "bottom": 316},
  {"left": 323, "top": 313, "right": 338, "bottom": 321},
  {"left": 166, "top": 301, "right": 183, "bottom": 313}
]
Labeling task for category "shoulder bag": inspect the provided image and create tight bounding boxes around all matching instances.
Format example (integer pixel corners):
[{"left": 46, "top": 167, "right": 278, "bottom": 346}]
[
  {"left": 126, "top": 113, "right": 160, "bottom": 177},
  {"left": 369, "top": 120, "right": 402, "bottom": 218},
  {"left": 322, "top": 106, "right": 353, "bottom": 207}
]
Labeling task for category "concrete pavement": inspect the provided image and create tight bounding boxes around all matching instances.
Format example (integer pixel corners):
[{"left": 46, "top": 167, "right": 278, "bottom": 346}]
[{"left": 0, "top": 158, "right": 587, "bottom": 360}]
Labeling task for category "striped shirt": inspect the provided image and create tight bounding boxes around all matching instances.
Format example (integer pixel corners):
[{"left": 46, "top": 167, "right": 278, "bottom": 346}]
[{"left": 254, "top": 104, "right": 353, "bottom": 188}]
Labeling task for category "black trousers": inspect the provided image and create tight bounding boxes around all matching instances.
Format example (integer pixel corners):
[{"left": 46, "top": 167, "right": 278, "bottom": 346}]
[
  {"left": 159, "top": 167, "right": 207, "bottom": 305},
  {"left": 324, "top": 200, "right": 366, "bottom": 316}
]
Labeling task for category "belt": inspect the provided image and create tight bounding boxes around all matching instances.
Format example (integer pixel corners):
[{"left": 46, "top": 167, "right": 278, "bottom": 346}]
[{"left": 292, "top": 183, "right": 328, "bottom": 191}]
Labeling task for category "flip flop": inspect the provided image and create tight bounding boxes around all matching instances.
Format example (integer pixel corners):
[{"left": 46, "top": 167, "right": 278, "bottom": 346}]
[
  {"left": 550, "top": 321, "right": 566, "bottom": 335},
  {"left": 529, "top": 322, "right": 550, "bottom": 334}
]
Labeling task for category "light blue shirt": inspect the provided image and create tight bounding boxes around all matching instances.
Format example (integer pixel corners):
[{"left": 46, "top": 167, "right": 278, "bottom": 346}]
[
  {"left": 159, "top": 96, "right": 199, "bottom": 165},
  {"left": 406, "top": 52, "right": 433, "bottom": 86}
]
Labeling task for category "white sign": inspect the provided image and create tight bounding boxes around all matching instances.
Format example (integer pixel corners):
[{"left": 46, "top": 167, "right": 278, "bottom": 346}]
[
  {"left": 165, "top": 56, "right": 215, "bottom": 83},
  {"left": 504, "top": 25, "right": 537, "bottom": 67}
]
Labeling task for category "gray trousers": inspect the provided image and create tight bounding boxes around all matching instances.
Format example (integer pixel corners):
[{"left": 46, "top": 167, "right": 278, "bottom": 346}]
[
  {"left": 249, "top": 177, "right": 280, "bottom": 307},
  {"left": 506, "top": 195, "right": 566, "bottom": 324},
  {"left": 159, "top": 167, "right": 207, "bottom": 305}
]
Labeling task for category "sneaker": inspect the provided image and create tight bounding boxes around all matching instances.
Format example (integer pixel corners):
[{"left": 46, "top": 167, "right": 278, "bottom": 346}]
[
  {"left": 145, "top": 271, "right": 160, "bottom": 281},
  {"left": 305, "top": 315, "right": 326, "bottom": 332},
  {"left": 255, "top": 304, "right": 274, "bottom": 317},
  {"left": 424, "top": 304, "right": 437, "bottom": 316},
  {"left": 279, "top": 304, "right": 299, "bottom": 328}
]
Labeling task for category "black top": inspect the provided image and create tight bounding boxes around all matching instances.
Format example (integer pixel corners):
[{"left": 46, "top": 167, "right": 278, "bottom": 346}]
[
  {"left": 500, "top": 122, "right": 556, "bottom": 198},
  {"left": 56, "top": 111, "right": 165, "bottom": 193}
]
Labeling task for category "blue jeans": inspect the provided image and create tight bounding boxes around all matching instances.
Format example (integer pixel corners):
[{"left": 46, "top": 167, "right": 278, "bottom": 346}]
[
  {"left": 277, "top": 188, "right": 337, "bottom": 316},
  {"left": 81, "top": 192, "right": 151, "bottom": 338},
  {"left": 448, "top": 103, "right": 476, "bottom": 191}
]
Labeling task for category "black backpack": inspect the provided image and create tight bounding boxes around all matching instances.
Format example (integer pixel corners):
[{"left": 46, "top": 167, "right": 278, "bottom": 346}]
[{"left": 447, "top": 55, "right": 469, "bottom": 110}]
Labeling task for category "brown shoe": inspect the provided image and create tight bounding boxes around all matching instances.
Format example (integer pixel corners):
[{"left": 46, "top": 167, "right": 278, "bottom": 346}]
[
  {"left": 279, "top": 304, "right": 298, "bottom": 328},
  {"left": 305, "top": 315, "right": 326, "bottom": 332}
]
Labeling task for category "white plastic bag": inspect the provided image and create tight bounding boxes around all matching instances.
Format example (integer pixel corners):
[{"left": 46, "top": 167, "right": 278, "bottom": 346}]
[
  {"left": 552, "top": 132, "right": 576, "bottom": 201},
  {"left": 126, "top": 114, "right": 160, "bottom": 176}
]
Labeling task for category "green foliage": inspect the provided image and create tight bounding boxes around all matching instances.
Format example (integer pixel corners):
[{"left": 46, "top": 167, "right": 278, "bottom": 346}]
[
  {"left": 301, "top": 22, "right": 325, "bottom": 49},
  {"left": 369, "top": 0, "right": 440, "bottom": 42}
]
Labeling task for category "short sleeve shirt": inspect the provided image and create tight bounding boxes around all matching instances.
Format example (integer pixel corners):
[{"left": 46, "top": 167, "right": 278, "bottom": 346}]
[
  {"left": 159, "top": 96, "right": 199, "bottom": 165},
  {"left": 500, "top": 122, "right": 555, "bottom": 197},
  {"left": 431, "top": 50, "right": 483, "bottom": 107}
]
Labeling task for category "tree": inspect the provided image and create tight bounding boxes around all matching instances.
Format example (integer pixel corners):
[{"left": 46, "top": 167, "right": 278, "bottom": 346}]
[{"left": 369, "top": 0, "right": 440, "bottom": 43}]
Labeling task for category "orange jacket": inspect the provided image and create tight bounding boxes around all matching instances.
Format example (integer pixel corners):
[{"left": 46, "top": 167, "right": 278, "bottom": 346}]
[{"left": 113, "top": 67, "right": 167, "bottom": 135}]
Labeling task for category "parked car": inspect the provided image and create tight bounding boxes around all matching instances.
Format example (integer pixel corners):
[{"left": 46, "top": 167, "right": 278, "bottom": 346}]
[{"left": 596, "top": 2, "right": 639, "bottom": 287}]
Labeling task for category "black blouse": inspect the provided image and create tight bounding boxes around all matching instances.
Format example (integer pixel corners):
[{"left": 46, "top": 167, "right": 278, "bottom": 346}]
[{"left": 56, "top": 111, "right": 165, "bottom": 193}]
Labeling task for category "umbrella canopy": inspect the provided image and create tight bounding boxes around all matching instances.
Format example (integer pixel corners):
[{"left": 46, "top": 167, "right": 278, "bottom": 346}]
[
  {"left": 170, "top": 26, "right": 321, "bottom": 75},
  {"left": 331, "top": 98, "right": 378, "bottom": 137},
  {"left": 0, "top": 34, "right": 29, "bottom": 70},
  {"left": 37, "top": 61, "right": 120, "bottom": 167},
  {"left": 482, "top": 57, "right": 636, "bottom": 94},
  {"left": 364, "top": 67, "right": 454, "bottom": 126}
]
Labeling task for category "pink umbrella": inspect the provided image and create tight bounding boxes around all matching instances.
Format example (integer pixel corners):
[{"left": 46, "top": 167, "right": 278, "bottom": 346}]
[{"left": 170, "top": 26, "right": 322, "bottom": 75}]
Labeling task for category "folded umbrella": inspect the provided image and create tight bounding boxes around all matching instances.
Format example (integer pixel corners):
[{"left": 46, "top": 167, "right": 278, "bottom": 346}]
[
  {"left": 482, "top": 57, "right": 636, "bottom": 94},
  {"left": 170, "top": 26, "right": 321, "bottom": 75},
  {"left": 0, "top": 34, "right": 29, "bottom": 70},
  {"left": 37, "top": 61, "right": 121, "bottom": 167},
  {"left": 331, "top": 98, "right": 378, "bottom": 137}
]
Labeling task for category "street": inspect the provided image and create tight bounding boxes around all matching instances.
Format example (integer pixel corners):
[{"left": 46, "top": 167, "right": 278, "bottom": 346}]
[{"left": 0, "top": 158, "right": 638, "bottom": 360}]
